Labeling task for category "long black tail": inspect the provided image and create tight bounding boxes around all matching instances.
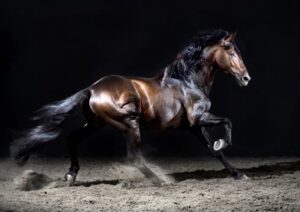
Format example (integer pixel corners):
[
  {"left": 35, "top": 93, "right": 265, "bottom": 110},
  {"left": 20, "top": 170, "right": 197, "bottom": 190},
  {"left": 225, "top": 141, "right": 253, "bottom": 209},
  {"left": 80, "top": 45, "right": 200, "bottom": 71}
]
[{"left": 10, "top": 89, "right": 90, "bottom": 165}]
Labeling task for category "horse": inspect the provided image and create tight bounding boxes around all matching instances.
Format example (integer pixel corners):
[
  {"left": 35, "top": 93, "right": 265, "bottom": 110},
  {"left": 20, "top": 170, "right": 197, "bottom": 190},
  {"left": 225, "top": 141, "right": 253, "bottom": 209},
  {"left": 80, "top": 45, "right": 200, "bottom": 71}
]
[{"left": 10, "top": 29, "right": 251, "bottom": 185}]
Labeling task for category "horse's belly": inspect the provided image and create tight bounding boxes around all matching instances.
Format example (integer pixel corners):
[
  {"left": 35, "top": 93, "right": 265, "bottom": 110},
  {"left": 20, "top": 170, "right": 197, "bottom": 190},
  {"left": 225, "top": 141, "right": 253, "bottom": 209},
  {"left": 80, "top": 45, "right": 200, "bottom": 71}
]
[{"left": 142, "top": 96, "right": 183, "bottom": 129}]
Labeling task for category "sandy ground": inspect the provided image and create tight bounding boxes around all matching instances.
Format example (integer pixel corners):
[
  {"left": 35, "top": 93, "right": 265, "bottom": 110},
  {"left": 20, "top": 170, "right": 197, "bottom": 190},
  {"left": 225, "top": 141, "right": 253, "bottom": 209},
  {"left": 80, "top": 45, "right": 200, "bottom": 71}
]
[{"left": 0, "top": 157, "right": 299, "bottom": 211}]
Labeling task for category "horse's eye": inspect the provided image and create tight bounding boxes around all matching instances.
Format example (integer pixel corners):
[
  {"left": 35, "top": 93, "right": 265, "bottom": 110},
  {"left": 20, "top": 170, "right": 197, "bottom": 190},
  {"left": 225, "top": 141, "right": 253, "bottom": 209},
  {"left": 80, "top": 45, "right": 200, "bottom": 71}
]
[{"left": 224, "top": 45, "right": 231, "bottom": 50}]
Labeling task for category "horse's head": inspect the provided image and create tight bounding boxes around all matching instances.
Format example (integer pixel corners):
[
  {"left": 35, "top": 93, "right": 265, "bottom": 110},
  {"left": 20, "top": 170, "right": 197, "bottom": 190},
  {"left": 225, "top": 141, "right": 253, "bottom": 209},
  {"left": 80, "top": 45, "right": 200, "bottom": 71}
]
[{"left": 211, "top": 32, "right": 251, "bottom": 86}]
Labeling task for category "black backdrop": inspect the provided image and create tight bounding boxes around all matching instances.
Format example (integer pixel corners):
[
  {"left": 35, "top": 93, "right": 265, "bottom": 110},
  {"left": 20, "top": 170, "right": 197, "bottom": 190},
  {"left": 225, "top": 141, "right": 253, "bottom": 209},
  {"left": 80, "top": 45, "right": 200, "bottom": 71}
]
[{"left": 0, "top": 0, "right": 299, "bottom": 157}]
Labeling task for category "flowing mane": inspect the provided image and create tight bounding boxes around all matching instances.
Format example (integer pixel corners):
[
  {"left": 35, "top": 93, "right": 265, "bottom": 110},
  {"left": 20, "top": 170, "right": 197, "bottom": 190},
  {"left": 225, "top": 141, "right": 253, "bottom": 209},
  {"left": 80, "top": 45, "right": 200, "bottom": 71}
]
[{"left": 160, "top": 29, "right": 230, "bottom": 87}]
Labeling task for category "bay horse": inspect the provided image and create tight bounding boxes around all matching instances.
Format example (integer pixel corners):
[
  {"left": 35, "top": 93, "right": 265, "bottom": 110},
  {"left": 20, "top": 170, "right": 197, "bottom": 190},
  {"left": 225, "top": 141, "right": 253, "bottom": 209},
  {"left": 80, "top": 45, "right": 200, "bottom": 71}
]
[{"left": 10, "top": 29, "right": 251, "bottom": 185}]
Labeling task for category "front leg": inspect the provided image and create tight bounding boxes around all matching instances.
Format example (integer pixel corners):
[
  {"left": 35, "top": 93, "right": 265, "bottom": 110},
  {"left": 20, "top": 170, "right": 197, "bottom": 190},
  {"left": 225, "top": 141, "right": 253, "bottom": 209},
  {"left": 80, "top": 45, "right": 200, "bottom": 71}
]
[
  {"left": 197, "top": 112, "right": 232, "bottom": 148},
  {"left": 193, "top": 112, "right": 248, "bottom": 179},
  {"left": 202, "top": 127, "right": 248, "bottom": 179}
]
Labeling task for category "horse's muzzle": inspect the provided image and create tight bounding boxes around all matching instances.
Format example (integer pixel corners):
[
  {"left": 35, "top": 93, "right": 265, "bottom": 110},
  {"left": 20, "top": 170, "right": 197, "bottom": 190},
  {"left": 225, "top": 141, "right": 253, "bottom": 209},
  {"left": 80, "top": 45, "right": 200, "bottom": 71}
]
[{"left": 240, "top": 73, "right": 251, "bottom": 86}]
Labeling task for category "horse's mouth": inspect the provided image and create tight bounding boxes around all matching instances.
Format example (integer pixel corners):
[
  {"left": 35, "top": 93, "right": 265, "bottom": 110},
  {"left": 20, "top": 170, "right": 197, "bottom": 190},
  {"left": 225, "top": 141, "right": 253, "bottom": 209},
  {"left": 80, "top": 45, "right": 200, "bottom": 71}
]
[{"left": 239, "top": 80, "right": 249, "bottom": 87}]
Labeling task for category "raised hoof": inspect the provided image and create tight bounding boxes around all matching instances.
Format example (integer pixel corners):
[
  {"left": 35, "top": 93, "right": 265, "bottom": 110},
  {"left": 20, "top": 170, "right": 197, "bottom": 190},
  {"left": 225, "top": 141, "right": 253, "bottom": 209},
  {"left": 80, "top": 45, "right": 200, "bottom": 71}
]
[
  {"left": 150, "top": 177, "right": 163, "bottom": 187},
  {"left": 234, "top": 172, "right": 250, "bottom": 180},
  {"left": 119, "top": 180, "right": 135, "bottom": 189},
  {"left": 213, "top": 139, "right": 228, "bottom": 151},
  {"left": 64, "top": 172, "right": 76, "bottom": 185}
]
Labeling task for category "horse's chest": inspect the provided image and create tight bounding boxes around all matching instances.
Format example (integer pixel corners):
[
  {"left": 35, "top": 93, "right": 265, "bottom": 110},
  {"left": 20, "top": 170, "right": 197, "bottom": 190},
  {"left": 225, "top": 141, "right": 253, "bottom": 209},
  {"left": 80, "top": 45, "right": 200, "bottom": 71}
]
[{"left": 156, "top": 98, "right": 182, "bottom": 125}]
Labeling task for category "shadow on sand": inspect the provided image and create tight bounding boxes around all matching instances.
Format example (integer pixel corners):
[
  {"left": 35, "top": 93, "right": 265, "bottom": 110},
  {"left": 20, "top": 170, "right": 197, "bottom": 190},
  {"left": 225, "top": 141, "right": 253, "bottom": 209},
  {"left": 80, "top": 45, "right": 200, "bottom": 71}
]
[
  {"left": 72, "top": 179, "right": 120, "bottom": 187},
  {"left": 69, "top": 160, "right": 300, "bottom": 187},
  {"left": 171, "top": 160, "right": 300, "bottom": 182}
]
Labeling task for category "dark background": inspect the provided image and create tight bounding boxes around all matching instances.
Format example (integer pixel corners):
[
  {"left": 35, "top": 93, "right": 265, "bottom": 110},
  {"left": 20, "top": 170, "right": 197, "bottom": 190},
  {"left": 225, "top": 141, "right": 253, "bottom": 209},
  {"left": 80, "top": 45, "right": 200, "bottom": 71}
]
[{"left": 0, "top": 0, "right": 299, "bottom": 157}]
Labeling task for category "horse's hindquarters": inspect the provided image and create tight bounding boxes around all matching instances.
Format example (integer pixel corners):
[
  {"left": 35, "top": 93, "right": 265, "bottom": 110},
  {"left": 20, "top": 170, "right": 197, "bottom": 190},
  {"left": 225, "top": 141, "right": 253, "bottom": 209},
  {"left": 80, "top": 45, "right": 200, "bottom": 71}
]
[{"left": 88, "top": 75, "right": 141, "bottom": 131}]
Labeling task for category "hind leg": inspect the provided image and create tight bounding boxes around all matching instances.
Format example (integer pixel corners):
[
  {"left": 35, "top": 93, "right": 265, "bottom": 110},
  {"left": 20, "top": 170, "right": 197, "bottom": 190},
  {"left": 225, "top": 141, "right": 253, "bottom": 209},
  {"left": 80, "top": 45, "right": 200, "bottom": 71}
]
[
  {"left": 65, "top": 124, "right": 100, "bottom": 184},
  {"left": 123, "top": 118, "right": 163, "bottom": 186}
]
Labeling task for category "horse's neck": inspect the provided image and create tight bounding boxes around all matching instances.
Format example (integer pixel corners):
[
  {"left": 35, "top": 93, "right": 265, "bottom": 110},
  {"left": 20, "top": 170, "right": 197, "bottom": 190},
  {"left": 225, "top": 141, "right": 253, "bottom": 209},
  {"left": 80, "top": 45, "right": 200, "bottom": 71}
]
[
  {"left": 196, "top": 45, "right": 217, "bottom": 95},
  {"left": 160, "top": 65, "right": 215, "bottom": 97},
  {"left": 178, "top": 64, "right": 215, "bottom": 96},
  {"left": 196, "top": 65, "right": 215, "bottom": 96},
  {"left": 159, "top": 52, "right": 216, "bottom": 96}
]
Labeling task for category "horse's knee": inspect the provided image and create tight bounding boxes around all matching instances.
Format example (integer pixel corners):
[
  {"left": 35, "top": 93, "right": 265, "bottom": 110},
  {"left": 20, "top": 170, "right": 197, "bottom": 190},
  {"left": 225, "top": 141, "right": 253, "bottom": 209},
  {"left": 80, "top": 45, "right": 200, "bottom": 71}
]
[{"left": 224, "top": 118, "right": 232, "bottom": 128}]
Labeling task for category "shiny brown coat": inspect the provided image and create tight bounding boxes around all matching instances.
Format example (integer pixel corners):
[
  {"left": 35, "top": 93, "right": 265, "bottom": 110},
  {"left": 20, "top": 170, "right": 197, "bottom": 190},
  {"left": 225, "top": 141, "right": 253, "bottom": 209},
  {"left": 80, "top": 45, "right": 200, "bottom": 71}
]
[{"left": 11, "top": 30, "right": 251, "bottom": 185}]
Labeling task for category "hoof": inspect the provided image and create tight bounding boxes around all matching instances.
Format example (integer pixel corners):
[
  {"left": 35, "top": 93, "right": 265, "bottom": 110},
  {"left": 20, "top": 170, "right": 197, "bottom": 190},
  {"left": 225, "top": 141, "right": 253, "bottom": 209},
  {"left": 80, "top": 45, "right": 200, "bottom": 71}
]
[
  {"left": 64, "top": 172, "right": 76, "bottom": 185},
  {"left": 119, "top": 180, "right": 135, "bottom": 189},
  {"left": 161, "top": 181, "right": 175, "bottom": 186},
  {"left": 234, "top": 172, "right": 250, "bottom": 180},
  {"left": 150, "top": 177, "right": 163, "bottom": 187},
  {"left": 213, "top": 139, "right": 228, "bottom": 151}
]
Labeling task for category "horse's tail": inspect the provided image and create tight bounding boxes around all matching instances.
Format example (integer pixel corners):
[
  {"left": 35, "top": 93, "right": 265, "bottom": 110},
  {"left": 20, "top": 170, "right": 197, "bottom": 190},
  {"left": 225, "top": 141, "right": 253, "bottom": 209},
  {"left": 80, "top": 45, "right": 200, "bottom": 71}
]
[{"left": 10, "top": 89, "right": 90, "bottom": 165}]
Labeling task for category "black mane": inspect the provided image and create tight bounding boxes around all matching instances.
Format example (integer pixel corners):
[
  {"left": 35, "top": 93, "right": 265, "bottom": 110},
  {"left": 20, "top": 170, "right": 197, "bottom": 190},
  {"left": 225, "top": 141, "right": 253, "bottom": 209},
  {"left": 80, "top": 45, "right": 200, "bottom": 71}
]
[{"left": 165, "top": 29, "right": 230, "bottom": 82}]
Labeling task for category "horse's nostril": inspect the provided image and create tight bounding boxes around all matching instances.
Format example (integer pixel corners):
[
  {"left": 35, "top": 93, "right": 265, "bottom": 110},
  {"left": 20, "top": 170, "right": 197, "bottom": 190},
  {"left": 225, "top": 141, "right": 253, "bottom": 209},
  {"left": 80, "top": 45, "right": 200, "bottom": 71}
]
[{"left": 242, "top": 76, "right": 250, "bottom": 82}]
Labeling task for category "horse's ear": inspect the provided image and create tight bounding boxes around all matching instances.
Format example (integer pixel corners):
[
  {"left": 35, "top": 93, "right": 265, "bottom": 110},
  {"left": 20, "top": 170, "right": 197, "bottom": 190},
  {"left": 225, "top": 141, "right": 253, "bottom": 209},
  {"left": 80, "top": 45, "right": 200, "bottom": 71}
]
[
  {"left": 231, "top": 31, "right": 237, "bottom": 40},
  {"left": 219, "top": 32, "right": 237, "bottom": 46},
  {"left": 224, "top": 32, "right": 237, "bottom": 42}
]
